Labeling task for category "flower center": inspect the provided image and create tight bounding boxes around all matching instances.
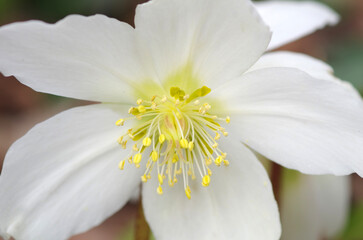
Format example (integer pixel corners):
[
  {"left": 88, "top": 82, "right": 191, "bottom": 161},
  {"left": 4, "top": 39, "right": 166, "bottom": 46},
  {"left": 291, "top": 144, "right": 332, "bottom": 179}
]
[{"left": 115, "top": 86, "right": 230, "bottom": 199}]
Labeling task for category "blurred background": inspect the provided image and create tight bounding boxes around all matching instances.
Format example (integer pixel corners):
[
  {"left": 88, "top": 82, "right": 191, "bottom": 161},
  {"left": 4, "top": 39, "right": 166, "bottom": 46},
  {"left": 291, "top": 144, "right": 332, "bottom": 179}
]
[{"left": 0, "top": 0, "right": 362, "bottom": 239}]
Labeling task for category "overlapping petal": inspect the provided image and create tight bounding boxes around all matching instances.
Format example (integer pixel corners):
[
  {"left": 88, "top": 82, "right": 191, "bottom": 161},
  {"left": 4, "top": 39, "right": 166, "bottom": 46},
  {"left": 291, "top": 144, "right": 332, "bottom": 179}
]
[
  {"left": 142, "top": 139, "right": 280, "bottom": 240},
  {"left": 249, "top": 51, "right": 337, "bottom": 81},
  {"left": 249, "top": 51, "right": 361, "bottom": 97},
  {"left": 281, "top": 173, "right": 350, "bottom": 240},
  {"left": 135, "top": 0, "right": 271, "bottom": 89},
  {"left": 211, "top": 67, "right": 363, "bottom": 176},
  {"left": 254, "top": 1, "right": 339, "bottom": 50},
  {"left": 0, "top": 104, "right": 142, "bottom": 240},
  {"left": 0, "top": 15, "right": 150, "bottom": 103}
]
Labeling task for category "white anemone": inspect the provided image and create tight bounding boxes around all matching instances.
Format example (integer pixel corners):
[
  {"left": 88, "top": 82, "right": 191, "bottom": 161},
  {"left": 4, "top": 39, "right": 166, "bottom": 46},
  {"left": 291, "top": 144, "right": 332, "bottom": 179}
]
[{"left": 0, "top": 0, "right": 358, "bottom": 240}]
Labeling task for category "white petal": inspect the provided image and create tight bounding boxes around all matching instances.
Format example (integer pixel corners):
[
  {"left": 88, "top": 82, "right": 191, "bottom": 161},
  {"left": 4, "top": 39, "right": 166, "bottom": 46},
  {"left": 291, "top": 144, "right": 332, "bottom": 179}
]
[
  {"left": 254, "top": 1, "right": 339, "bottom": 50},
  {"left": 248, "top": 51, "right": 361, "bottom": 98},
  {"left": 0, "top": 104, "right": 143, "bottom": 240},
  {"left": 281, "top": 172, "right": 350, "bottom": 240},
  {"left": 249, "top": 51, "right": 337, "bottom": 81},
  {"left": 212, "top": 67, "right": 363, "bottom": 175},
  {"left": 134, "top": 0, "right": 271, "bottom": 88},
  {"left": 0, "top": 15, "right": 147, "bottom": 103},
  {"left": 142, "top": 139, "right": 280, "bottom": 240}
]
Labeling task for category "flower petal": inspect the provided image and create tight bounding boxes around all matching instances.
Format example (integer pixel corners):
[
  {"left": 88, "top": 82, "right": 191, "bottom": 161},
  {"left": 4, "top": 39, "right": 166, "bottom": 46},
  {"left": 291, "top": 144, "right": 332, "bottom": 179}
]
[
  {"left": 0, "top": 15, "right": 146, "bottom": 103},
  {"left": 134, "top": 0, "right": 271, "bottom": 88},
  {"left": 249, "top": 51, "right": 337, "bottom": 81},
  {"left": 254, "top": 1, "right": 339, "bottom": 50},
  {"left": 281, "top": 172, "right": 350, "bottom": 240},
  {"left": 142, "top": 139, "right": 280, "bottom": 240},
  {"left": 212, "top": 67, "right": 363, "bottom": 175},
  {"left": 0, "top": 104, "right": 142, "bottom": 240},
  {"left": 248, "top": 51, "right": 361, "bottom": 98}
]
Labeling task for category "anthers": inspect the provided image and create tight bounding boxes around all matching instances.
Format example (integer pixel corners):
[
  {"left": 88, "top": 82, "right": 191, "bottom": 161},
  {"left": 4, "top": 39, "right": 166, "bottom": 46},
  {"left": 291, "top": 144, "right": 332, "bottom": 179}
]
[{"left": 115, "top": 86, "right": 230, "bottom": 199}]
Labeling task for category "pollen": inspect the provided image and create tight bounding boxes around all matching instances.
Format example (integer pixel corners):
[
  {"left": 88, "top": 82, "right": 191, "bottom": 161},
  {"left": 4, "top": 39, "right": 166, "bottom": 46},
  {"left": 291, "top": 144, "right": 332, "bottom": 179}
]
[
  {"left": 188, "top": 141, "right": 194, "bottom": 151},
  {"left": 185, "top": 186, "right": 192, "bottom": 199},
  {"left": 115, "top": 86, "right": 230, "bottom": 199},
  {"left": 226, "top": 116, "right": 231, "bottom": 124},
  {"left": 142, "top": 137, "right": 152, "bottom": 147},
  {"left": 157, "top": 186, "right": 163, "bottom": 195},
  {"left": 151, "top": 150, "right": 158, "bottom": 162},
  {"left": 180, "top": 138, "right": 189, "bottom": 149},
  {"left": 118, "top": 160, "right": 125, "bottom": 170},
  {"left": 133, "top": 153, "right": 142, "bottom": 164},
  {"left": 115, "top": 118, "right": 125, "bottom": 126},
  {"left": 158, "top": 174, "right": 164, "bottom": 185},
  {"left": 141, "top": 175, "right": 148, "bottom": 182},
  {"left": 159, "top": 134, "right": 166, "bottom": 144},
  {"left": 202, "top": 175, "right": 210, "bottom": 187}
]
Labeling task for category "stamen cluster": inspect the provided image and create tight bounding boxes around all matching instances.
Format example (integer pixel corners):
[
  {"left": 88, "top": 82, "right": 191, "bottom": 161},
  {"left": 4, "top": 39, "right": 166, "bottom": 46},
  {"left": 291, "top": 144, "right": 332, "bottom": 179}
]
[{"left": 115, "top": 86, "right": 230, "bottom": 199}]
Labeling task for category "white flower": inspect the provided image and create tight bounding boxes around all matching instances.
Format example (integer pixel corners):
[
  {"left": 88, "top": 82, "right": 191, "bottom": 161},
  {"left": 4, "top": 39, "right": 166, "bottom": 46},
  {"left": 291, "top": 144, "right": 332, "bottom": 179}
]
[
  {"left": 0, "top": 0, "right": 358, "bottom": 240},
  {"left": 281, "top": 172, "right": 350, "bottom": 240}
]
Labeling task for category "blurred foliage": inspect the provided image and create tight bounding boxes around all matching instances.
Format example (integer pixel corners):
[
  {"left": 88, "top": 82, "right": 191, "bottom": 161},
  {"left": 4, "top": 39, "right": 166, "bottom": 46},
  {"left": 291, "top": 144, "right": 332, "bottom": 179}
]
[
  {"left": 20, "top": 0, "right": 131, "bottom": 22},
  {"left": 328, "top": 40, "right": 363, "bottom": 95},
  {"left": 341, "top": 203, "right": 363, "bottom": 239},
  {"left": 118, "top": 224, "right": 134, "bottom": 240},
  {"left": 0, "top": 0, "right": 134, "bottom": 24},
  {"left": 117, "top": 222, "right": 156, "bottom": 240}
]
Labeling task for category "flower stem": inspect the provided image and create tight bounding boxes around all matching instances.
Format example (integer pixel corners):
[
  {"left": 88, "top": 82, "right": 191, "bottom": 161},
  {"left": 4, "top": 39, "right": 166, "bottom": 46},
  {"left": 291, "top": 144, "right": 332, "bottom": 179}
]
[
  {"left": 134, "top": 197, "right": 151, "bottom": 240},
  {"left": 270, "top": 162, "right": 283, "bottom": 205}
]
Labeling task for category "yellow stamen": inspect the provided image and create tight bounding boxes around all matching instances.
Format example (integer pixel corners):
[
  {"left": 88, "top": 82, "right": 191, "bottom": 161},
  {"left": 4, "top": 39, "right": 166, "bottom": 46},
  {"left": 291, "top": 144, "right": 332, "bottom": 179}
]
[
  {"left": 133, "top": 153, "right": 142, "bottom": 164},
  {"left": 121, "top": 140, "right": 127, "bottom": 149},
  {"left": 118, "top": 160, "right": 125, "bottom": 170},
  {"left": 188, "top": 141, "right": 194, "bottom": 151},
  {"left": 159, "top": 134, "right": 166, "bottom": 144},
  {"left": 115, "top": 119, "right": 125, "bottom": 126},
  {"left": 206, "top": 158, "right": 212, "bottom": 166},
  {"left": 215, "top": 156, "right": 222, "bottom": 166},
  {"left": 115, "top": 85, "right": 230, "bottom": 198},
  {"left": 136, "top": 99, "right": 143, "bottom": 105},
  {"left": 152, "top": 151, "right": 158, "bottom": 162},
  {"left": 169, "top": 180, "right": 174, "bottom": 187},
  {"left": 138, "top": 105, "right": 146, "bottom": 113},
  {"left": 141, "top": 175, "right": 148, "bottom": 182},
  {"left": 180, "top": 138, "right": 189, "bottom": 149},
  {"left": 202, "top": 175, "right": 210, "bottom": 187},
  {"left": 158, "top": 174, "right": 164, "bottom": 185},
  {"left": 157, "top": 186, "right": 163, "bottom": 195},
  {"left": 185, "top": 186, "right": 191, "bottom": 199},
  {"left": 132, "top": 144, "right": 138, "bottom": 151},
  {"left": 151, "top": 102, "right": 157, "bottom": 110},
  {"left": 226, "top": 116, "right": 230, "bottom": 123},
  {"left": 172, "top": 153, "right": 178, "bottom": 163},
  {"left": 142, "top": 137, "right": 152, "bottom": 147}
]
